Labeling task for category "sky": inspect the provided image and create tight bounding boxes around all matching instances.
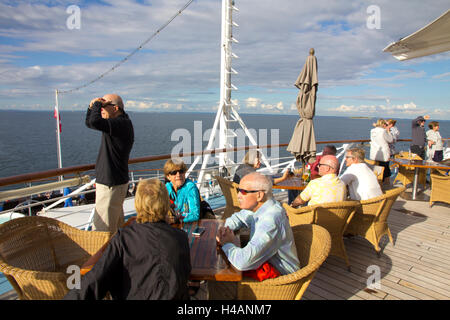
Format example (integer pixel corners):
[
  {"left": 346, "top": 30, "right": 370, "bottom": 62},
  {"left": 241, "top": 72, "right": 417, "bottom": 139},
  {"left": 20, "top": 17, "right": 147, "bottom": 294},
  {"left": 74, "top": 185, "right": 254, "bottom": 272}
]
[{"left": 0, "top": 0, "right": 449, "bottom": 119}]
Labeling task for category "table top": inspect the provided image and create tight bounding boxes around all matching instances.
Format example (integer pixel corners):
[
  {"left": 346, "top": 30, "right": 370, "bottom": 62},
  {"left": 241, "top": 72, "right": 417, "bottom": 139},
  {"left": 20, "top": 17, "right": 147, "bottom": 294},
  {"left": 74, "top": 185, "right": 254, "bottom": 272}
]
[
  {"left": 80, "top": 218, "right": 242, "bottom": 282},
  {"left": 186, "top": 219, "right": 242, "bottom": 281},
  {"left": 273, "top": 175, "right": 307, "bottom": 191},
  {"left": 392, "top": 158, "right": 450, "bottom": 170}
]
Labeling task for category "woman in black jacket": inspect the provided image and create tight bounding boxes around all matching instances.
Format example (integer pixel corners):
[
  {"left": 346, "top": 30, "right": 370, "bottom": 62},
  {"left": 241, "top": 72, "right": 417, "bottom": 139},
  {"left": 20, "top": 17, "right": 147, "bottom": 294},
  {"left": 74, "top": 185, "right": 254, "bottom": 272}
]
[{"left": 64, "top": 179, "right": 191, "bottom": 300}]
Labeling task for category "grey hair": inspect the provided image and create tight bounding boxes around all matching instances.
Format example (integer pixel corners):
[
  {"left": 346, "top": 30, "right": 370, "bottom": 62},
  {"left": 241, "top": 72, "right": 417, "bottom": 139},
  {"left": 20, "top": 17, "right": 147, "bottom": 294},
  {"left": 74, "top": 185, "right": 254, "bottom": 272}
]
[
  {"left": 243, "top": 150, "right": 261, "bottom": 166},
  {"left": 242, "top": 172, "right": 273, "bottom": 199}
]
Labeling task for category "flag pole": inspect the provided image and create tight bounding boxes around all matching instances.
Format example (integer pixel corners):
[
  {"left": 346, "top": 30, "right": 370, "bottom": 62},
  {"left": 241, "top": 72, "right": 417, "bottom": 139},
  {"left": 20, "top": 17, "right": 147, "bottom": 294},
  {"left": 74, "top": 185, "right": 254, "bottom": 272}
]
[{"left": 55, "top": 89, "right": 63, "bottom": 182}]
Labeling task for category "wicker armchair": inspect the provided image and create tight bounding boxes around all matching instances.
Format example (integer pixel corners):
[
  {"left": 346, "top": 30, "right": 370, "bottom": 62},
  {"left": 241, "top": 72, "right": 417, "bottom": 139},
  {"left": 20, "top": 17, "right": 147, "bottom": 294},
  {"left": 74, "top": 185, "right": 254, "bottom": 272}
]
[
  {"left": 393, "top": 152, "right": 427, "bottom": 188},
  {"left": 346, "top": 186, "right": 405, "bottom": 256},
  {"left": 364, "top": 159, "right": 384, "bottom": 187},
  {"left": 430, "top": 173, "right": 450, "bottom": 207},
  {"left": 215, "top": 176, "right": 241, "bottom": 219},
  {"left": 0, "top": 216, "right": 110, "bottom": 300},
  {"left": 236, "top": 224, "right": 331, "bottom": 300},
  {"left": 283, "top": 201, "right": 359, "bottom": 270}
]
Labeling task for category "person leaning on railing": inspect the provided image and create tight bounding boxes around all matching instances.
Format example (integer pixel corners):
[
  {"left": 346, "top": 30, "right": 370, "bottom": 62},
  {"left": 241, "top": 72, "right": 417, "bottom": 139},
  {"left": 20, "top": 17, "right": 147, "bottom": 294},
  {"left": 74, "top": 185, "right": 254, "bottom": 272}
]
[{"left": 64, "top": 179, "right": 191, "bottom": 300}]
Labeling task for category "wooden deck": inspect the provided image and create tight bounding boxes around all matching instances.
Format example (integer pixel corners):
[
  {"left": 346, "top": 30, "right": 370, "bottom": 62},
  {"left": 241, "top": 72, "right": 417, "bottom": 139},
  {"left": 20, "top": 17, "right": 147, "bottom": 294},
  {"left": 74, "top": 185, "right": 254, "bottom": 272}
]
[
  {"left": 301, "top": 188, "right": 450, "bottom": 300},
  {"left": 1, "top": 185, "right": 449, "bottom": 300}
]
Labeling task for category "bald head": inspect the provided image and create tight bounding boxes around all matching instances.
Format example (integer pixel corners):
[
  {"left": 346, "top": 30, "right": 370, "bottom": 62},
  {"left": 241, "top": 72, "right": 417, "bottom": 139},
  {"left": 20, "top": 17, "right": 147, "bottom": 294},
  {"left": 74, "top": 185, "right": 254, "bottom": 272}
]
[
  {"left": 103, "top": 94, "right": 124, "bottom": 111},
  {"left": 241, "top": 172, "right": 273, "bottom": 199},
  {"left": 320, "top": 155, "right": 339, "bottom": 175}
]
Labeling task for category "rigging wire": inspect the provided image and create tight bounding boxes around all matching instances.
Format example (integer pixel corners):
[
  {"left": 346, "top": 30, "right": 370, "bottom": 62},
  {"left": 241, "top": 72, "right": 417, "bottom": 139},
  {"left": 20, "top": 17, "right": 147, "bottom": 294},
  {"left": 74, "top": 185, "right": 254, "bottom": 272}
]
[{"left": 58, "top": 0, "right": 195, "bottom": 94}]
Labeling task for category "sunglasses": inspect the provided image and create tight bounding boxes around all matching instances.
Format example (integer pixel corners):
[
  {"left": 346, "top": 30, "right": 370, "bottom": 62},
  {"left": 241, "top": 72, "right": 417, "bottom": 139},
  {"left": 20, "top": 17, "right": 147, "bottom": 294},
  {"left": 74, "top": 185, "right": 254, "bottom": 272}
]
[
  {"left": 236, "top": 188, "right": 262, "bottom": 195},
  {"left": 169, "top": 169, "right": 185, "bottom": 176},
  {"left": 318, "top": 163, "right": 334, "bottom": 169}
]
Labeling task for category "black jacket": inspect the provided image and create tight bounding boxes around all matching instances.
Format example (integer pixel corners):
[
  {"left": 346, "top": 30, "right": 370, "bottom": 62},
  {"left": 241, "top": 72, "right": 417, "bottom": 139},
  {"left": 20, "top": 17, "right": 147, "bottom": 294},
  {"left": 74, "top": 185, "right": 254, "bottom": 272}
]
[
  {"left": 64, "top": 221, "right": 191, "bottom": 300},
  {"left": 411, "top": 116, "right": 426, "bottom": 147},
  {"left": 85, "top": 102, "right": 134, "bottom": 186}
]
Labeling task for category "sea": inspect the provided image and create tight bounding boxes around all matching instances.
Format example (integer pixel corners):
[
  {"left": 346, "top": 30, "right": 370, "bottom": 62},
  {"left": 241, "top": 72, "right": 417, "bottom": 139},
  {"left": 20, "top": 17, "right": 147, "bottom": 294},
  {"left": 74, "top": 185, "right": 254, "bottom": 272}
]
[{"left": 1, "top": 110, "right": 449, "bottom": 182}]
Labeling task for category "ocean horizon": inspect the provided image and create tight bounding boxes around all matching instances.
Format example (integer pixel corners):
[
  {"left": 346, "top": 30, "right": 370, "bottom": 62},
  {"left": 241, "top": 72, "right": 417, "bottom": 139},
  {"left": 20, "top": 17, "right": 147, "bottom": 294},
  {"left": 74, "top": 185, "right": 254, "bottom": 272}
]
[{"left": 1, "top": 110, "right": 449, "bottom": 181}]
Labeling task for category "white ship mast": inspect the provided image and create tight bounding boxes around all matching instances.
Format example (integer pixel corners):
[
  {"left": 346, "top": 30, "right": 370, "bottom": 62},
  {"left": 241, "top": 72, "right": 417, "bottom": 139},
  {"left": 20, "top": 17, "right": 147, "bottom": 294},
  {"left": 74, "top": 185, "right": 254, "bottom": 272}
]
[{"left": 188, "top": 0, "right": 272, "bottom": 192}]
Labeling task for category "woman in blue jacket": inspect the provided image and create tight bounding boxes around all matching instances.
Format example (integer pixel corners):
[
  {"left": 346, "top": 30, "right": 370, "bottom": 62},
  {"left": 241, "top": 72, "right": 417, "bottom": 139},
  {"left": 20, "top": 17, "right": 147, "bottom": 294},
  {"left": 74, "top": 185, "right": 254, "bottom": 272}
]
[{"left": 164, "top": 158, "right": 200, "bottom": 223}]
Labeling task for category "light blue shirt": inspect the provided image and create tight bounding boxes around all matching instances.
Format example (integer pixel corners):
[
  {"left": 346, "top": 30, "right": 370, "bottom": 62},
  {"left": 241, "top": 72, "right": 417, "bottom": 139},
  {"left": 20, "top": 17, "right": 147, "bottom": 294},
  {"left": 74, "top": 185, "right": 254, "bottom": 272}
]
[{"left": 222, "top": 199, "right": 300, "bottom": 275}]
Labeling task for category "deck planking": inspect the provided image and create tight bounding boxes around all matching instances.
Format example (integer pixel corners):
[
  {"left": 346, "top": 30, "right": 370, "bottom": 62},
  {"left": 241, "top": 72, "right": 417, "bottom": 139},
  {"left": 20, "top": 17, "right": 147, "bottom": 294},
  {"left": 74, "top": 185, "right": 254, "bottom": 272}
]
[
  {"left": 299, "top": 186, "right": 450, "bottom": 301},
  {"left": 1, "top": 187, "right": 449, "bottom": 300}
]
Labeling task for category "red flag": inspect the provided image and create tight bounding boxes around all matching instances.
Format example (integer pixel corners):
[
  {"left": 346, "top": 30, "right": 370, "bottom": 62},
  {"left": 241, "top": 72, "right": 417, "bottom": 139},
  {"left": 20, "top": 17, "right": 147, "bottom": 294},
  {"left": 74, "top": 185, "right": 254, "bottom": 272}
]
[{"left": 54, "top": 106, "right": 62, "bottom": 133}]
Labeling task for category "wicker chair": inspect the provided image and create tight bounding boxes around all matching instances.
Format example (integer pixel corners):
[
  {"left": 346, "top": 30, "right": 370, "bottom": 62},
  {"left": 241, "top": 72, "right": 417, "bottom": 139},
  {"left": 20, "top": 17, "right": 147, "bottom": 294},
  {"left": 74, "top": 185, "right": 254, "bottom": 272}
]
[
  {"left": 430, "top": 173, "right": 450, "bottom": 207},
  {"left": 346, "top": 186, "right": 406, "bottom": 256},
  {"left": 236, "top": 224, "right": 331, "bottom": 300},
  {"left": 393, "top": 152, "right": 427, "bottom": 188},
  {"left": 283, "top": 201, "right": 359, "bottom": 270},
  {"left": 364, "top": 159, "right": 384, "bottom": 187},
  {"left": 0, "top": 216, "right": 110, "bottom": 300},
  {"left": 215, "top": 176, "right": 241, "bottom": 219}
]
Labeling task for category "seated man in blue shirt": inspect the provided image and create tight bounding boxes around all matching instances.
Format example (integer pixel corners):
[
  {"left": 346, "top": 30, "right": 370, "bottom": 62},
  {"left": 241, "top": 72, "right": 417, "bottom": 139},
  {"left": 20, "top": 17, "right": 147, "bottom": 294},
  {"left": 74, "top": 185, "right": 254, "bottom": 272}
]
[{"left": 211, "top": 172, "right": 300, "bottom": 299}]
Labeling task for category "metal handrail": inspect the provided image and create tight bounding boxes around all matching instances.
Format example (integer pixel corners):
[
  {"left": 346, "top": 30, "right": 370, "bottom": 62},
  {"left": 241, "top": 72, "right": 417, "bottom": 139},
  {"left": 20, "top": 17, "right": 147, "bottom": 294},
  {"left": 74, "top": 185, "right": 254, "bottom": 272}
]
[
  {"left": 0, "top": 139, "right": 373, "bottom": 187},
  {"left": 2, "top": 138, "right": 448, "bottom": 188}
]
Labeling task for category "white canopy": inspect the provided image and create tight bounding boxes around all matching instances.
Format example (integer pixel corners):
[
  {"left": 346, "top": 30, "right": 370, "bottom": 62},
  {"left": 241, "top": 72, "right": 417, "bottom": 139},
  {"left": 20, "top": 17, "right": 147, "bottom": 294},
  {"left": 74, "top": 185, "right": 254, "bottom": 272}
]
[{"left": 383, "top": 10, "right": 450, "bottom": 60}]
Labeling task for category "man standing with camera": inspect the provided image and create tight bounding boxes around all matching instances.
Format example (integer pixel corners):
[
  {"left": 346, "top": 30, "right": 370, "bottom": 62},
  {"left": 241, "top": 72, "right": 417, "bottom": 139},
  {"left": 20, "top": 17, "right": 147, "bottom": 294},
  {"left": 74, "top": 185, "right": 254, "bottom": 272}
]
[
  {"left": 411, "top": 115, "right": 430, "bottom": 159},
  {"left": 86, "top": 94, "right": 134, "bottom": 233}
]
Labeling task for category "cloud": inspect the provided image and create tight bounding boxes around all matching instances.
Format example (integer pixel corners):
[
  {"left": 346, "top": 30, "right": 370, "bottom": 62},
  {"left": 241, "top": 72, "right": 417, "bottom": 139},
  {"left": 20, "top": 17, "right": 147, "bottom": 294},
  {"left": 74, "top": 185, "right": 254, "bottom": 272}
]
[
  {"left": 126, "top": 99, "right": 182, "bottom": 111},
  {"left": 328, "top": 101, "right": 429, "bottom": 116},
  {"left": 245, "top": 97, "right": 261, "bottom": 108},
  {"left": 0, "top": 0, "right": 449, "bottom": 119}
]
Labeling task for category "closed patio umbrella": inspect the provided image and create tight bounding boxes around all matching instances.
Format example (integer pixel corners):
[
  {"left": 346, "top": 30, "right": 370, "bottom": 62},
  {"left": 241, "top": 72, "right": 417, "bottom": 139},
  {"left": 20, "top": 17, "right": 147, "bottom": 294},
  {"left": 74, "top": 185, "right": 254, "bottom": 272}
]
[{"left": 287, "top": 48, "right": 318, "bottom": 164}]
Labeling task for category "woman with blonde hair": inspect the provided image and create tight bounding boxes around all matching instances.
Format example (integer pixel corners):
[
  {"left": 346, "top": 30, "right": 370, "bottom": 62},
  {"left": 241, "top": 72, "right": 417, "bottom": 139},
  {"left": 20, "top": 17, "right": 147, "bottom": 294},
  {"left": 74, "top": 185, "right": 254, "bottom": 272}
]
[
  {"left": 386, "top": 119, "right": 400, "bottom": 156},
  {"left": 65, "top": 179, "right": 191, "bottom": 300},
  {"left": 370, "top": 119, "right": 393, "bottom": 184}
]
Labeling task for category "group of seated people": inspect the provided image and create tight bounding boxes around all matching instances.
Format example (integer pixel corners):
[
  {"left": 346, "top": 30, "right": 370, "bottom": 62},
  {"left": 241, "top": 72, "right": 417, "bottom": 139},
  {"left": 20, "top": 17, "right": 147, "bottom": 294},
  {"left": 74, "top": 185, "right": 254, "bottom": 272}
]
[
  {"left": 290, "top": 146, "right": 382, "bottom": 208},
  {"left": 65, "top": 147, "right": 382, "bottom": 300}
]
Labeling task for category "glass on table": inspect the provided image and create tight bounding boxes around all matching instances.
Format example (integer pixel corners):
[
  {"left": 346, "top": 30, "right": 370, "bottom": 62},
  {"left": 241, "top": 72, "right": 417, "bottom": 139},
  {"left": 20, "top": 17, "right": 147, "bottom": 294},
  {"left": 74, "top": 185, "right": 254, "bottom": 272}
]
[{"left": 293, "top": 166, "right": 303, "bottom": 177}]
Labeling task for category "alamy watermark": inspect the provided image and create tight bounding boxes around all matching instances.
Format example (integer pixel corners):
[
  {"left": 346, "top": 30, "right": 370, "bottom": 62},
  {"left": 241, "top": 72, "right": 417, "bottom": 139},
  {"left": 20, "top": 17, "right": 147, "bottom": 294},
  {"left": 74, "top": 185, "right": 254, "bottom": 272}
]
[
  {"left": 170, "top": 121, "right": 280, "bottom": 165},
  {"left": 366, "top": 5, "right": 381, "bottom": 30},
  {"left": 66, "top": 5, "right": 81, "bottom": 30},
  {"left": 66, "top": 265, "right": 81, "bottom": 290},
  {"left": 366, "top": 265, "right": 381, "bottom": 290}
]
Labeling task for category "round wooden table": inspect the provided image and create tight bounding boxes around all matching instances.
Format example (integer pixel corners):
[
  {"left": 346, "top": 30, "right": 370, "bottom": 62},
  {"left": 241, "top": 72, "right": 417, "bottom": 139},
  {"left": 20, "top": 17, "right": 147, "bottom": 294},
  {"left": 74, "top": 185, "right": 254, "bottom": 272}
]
[{"left": 392, "top": 158, "right": 450, "bottom": 200}]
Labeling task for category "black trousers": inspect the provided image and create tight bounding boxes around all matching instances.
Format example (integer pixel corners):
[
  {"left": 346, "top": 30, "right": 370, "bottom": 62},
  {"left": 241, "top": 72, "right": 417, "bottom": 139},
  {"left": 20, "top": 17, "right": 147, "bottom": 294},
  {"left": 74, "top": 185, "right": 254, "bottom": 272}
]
[{"left": 410, "top": 145, "right": 425, "bottom": 159}]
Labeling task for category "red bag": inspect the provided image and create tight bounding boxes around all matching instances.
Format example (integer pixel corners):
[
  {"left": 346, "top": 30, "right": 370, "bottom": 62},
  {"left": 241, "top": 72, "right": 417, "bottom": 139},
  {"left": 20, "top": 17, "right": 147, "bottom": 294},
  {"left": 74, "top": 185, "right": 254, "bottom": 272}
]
[{"left": 243, "top": 262, "right": 281, "bottom": 281}]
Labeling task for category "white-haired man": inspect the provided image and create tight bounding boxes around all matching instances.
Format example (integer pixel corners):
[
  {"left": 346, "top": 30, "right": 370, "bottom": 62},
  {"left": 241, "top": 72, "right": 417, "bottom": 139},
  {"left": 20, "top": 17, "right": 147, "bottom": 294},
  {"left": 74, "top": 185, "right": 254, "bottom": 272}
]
[{"left": 212, "top": 172, "right": 300, "bottom": 299}]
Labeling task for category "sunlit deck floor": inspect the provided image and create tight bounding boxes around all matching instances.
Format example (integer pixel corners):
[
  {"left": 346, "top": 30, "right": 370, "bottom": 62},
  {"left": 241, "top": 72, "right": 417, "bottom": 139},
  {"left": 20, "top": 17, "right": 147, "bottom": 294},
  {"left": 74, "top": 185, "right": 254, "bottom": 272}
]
[
  {"left": 193, "top": 184, "right": 450, "bottom": 301},
  {"left": 1, "top": 183, "right": 449, "bottom": 300},
  {"left": 301, "top": 189, "right": 450, "bottom": 301}
]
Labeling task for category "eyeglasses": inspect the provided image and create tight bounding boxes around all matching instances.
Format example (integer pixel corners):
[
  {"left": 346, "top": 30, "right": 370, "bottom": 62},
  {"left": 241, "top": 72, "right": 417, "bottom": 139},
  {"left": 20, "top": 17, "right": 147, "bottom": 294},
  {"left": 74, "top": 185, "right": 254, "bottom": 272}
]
[
  {"left": 345, "top": 156, "right": 355, "bottom": 159},
  {"left": 236, "top": 188, "right": 262, "bottom": 195},
  {"left": 169, "top": 169, "right": 185, "bottom": 176},
  {"left": 318, "top": 163, "right": 334, "bottom": 169}
]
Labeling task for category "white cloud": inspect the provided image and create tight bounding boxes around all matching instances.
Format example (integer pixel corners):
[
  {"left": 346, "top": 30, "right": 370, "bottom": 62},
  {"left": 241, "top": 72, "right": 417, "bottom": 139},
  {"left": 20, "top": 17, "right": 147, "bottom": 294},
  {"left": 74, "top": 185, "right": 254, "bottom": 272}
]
[
  {"left": 0, "top": 0, "right": 449, "bottom": 119},
  {"left": 328, "top": 101, "right": 429, "bottom": 116},
  {"left": 126, "top": 99, "right": 182, "bottom": 111},
  {"left": 245, "top": 97, "right": 261, "bottom": 108}
]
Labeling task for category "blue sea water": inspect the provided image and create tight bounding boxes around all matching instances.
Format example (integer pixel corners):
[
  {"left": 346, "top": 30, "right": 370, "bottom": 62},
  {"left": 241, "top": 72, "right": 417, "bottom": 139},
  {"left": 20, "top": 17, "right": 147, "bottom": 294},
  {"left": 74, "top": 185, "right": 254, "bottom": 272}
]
[{"left": 0, "top": 110, "right": 449, "bottom": 180}]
